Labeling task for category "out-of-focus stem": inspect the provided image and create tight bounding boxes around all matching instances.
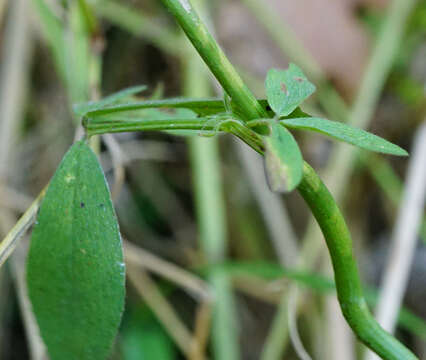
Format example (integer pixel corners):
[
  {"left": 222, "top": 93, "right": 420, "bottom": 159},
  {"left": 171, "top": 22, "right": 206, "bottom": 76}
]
[{"left": 184, "top": 1, "right": 240, "bottom": 358}]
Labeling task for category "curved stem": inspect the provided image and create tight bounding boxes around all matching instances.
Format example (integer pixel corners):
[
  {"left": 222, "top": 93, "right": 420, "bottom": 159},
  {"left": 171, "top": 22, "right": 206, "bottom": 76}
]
[{"left": 298, "top": 162, "right": 417, "bottom": 360}]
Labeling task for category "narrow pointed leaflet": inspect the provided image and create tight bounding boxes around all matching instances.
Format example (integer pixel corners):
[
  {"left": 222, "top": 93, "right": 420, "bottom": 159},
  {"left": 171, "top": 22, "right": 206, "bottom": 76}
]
[{"left": 281, "top": 117, "right": 408, "bottom": 156}]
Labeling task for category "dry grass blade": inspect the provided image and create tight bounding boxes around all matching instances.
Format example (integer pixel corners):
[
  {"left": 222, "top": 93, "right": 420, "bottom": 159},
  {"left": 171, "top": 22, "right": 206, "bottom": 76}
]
[
  {"left": 124, "top": 241, "right": 212, "bottom": 301},
  {"left": 365, "top": 123, "right": 426, "bottom": 360},
  {"left": 102, "top": 134, "right": 126, "bottom": 201},
  {"left": 288, "top": 288, "right": 312, "bottom": 360},
  {"left": 0, "top": 187, "right": 46, "bottom": 268},
  {"left": 10, "top": 239, "right": 47, "bottom": 360},
  {"left": 126, "top": 265, "right": 198, "bottom": 358},
  {"left": 190, "top": 300, "right": 212, "bottom": 360}
]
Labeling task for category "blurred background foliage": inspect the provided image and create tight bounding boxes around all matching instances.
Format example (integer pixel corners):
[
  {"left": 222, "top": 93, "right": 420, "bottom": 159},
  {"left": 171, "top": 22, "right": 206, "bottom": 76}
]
[{"left": 0, "top": 0, "right": 425, "bottom": 359}]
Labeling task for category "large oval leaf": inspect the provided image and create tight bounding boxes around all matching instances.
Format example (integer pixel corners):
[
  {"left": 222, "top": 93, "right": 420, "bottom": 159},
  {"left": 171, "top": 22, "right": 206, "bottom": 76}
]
[
  {"left": 27, "top": 141, "right": 125, "bottom": 360},
  {"left": 280, "top": 117, "right": 408, "bottom": 156},
  {"left": 264, "top": 122, "right": 303, "bottom": 192}
]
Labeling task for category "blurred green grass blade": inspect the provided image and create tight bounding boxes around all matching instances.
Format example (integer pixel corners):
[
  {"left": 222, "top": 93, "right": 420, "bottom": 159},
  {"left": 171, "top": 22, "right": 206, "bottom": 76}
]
[
  {"left": 32, "top": 0, "right": 67, "bottom": 80},
  {"left": 77, "top": 0, "right": 98, "bottom": 34},
  {"left": 205, "top": 261, "right": 426, "bottom": 340},
  {"left": 281, "top": 117, "right": 409, "bottom": 156},
  {"left": 93, "top": 0, "right": 182, "bottom": 56},
  {"left": 66, "top": 1, "right": 91, "bottom": 103},
  {"left": 27, "top": 141, "right": 125, "bottom": 360},
  {"left": 184, "top": 1, "right": 240, "bottom": 356},
  {"left": 395, "top": 307, "right": 426, "bottom": 341},
  {"left": 266, "top": 64, "right": 316, "bottom": 117},
  {"left": 33, "top": 0, "right": 94, "bottom": 105},
  {"left": 207, "top": 262, "right": 335, "bottom": 293},
  {"left": 264, "top": 122, "right": 303, "bottom": 192}
]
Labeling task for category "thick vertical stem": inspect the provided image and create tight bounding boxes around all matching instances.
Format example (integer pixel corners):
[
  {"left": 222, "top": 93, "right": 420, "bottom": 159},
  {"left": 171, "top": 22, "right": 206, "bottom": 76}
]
[{"left": 160, "top": 0, "right": 267, "bottom": 121}]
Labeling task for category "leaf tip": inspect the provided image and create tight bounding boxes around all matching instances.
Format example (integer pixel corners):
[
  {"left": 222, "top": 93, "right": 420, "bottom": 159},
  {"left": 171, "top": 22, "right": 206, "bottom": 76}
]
[{"left": 394, "top": 147, "right": 409, "bottom": 157}]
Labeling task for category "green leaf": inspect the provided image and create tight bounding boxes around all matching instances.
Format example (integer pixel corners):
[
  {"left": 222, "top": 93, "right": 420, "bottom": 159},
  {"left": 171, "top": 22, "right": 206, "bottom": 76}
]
[
  {"left": 101, "top": 85, "right": 147, "bottom": 103},
  {"left": 281, "top": 117, "right": 409, "bottom": 156},
  {"left": 75, "top": 98, "right": 226, "bottom": 117},
  {"left": 266, "top": 64, "right": 316, "bottom": 117},
  {"left": 264, "top": 122, "right": 303, "bottom": 192},
  {"left": 75, "top": 97, "right": 274, "bottom": 118},
  {"left": 27, "top": 141, "right": 125, "bottom": 360},
  {"left": 74, "top": 85, "right": 148, "bottom": 115}
]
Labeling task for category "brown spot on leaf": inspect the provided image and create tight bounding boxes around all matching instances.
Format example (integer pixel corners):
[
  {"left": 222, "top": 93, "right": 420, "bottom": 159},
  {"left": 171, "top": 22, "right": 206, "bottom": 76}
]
[
  {"left": 294, "top": 77, "right": 304, "bottom": 82},
  {"left": 281, "top": 83, "right": 287, "bottom": 93}
]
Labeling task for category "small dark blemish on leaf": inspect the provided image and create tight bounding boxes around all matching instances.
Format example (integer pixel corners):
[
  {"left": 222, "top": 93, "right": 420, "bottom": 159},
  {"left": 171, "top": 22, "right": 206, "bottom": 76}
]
[
  {"left": 294, "top": 77, "right": 304, "bottom": 83},
  {"left": 99, "top": 203, "right": 104, "bottom": 208},
  {"left": 281, "top": 83, "right": 287, "bottom": 93},
  {"left": 80, "top": 202, "right": 85, "bottom": 208}
]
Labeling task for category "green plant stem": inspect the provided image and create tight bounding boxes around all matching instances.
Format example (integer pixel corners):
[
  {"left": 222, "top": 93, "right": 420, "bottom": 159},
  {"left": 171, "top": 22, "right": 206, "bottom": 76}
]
[
  {"left": 84, "top": 116, "right": 265, "bottom": 153},
  {"left": 298, "top": 162, "right": 417, "bottom": 360},
  {"left": 159, "top": 0, "right": 418, "bottom": 358},
  {"left": 84, "top": 117, "right": 214, "bottom": 135},
  {"left": 160, "top": 0, "right": 267, "bottom": 121}
]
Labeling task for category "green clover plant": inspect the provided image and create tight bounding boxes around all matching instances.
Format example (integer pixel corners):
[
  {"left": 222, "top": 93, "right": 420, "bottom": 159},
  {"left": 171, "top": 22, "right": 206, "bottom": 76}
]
[{"left": 18, "top": 0, "right": 417, "bottom": 359}]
